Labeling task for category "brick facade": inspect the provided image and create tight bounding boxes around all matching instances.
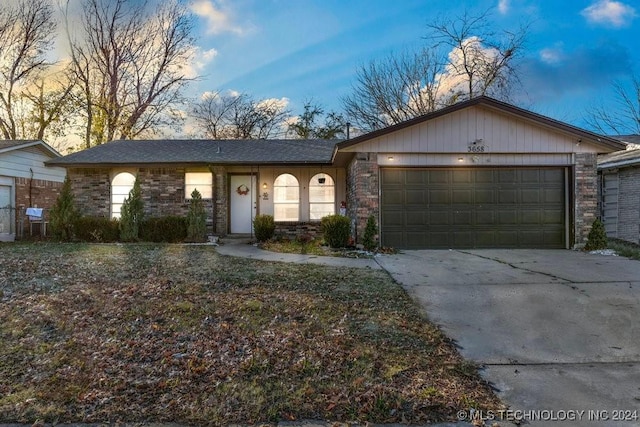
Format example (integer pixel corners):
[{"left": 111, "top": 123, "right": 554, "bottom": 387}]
[
  {"left": 346, "top": 153, "right": 379, "bottom": 244},
  {"left": 274, "top": 222, "right": 323, "bottom": 240},
  {"left": 574, "top": 153, "right": 599, "bottom": 248},
  {"left": 15, "top": 177, "right": 63, "bottom": 210},
  {"left": 14, "top": 177, "right": 63, "bottom": 238},
  {"left": 68, "top": 167, "right": 225, "bottom": 235}
]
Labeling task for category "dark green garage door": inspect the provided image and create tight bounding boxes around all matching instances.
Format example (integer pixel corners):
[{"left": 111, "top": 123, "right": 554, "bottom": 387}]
[{"left": 381, "top": 168, "right": 566, "bottom": 249}]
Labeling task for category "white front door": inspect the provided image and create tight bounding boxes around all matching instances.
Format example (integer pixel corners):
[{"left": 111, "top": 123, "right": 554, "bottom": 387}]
[
  {"left": 0, "top": 185, "right": 12, "bottom": 235},
  {"left": 230, "top": 175, "right": 257, "bottom": 234}
]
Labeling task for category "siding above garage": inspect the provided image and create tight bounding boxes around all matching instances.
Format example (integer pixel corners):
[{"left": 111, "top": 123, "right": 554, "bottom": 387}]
[{"left": 339, "top": 97, "right": 624, "bottom": 249}]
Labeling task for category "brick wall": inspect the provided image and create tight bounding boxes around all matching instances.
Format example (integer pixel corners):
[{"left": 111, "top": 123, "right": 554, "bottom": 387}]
[
  {"left": 14, "top": 177, "right": 64, "bottom": 238},
  {"left": 68, "top": 168, "right": 111, "bottom": 217},
  {"left": 211, "top": 167, "right": 228, "bottom": 235},
  {"left": 15, "top": 177, "right": 63, "bottom": 210},
  {"left": 575, "top": 153, "right": 599, "bottom": 247},
  {"left": 274, "top": 222, "right": 322, "bottom": 240},
  {"left": 617, "top": 166, "right": 640, "bottom": 244},
  {"left": 346, "top": 153, "right": 379, "bottom": 244},
  {"left": 68, "top": 167, "right": 223, "bottom": 235}
]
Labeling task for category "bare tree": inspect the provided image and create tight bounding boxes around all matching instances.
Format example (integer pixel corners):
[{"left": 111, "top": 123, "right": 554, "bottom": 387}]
[
  {"left": 586, "top": 76, "right": 640, "bottom": 135},
  {"left": 342, "top": 48, "right": 445, "bottom": 130},
  {"left": 343, "top": 10, "right": 528, "bottom": 131},
  {"left": 19, "top": 67, "right": 77, "bottom": 141},
  {"left": 190, "top": 92, "right": 291, "bottom": 139},
  {"left": 67, "top": 0, "right": 196, "bottom": 148},
  {"left": 288, "top": 101, "right": 346, "bottom": 139},
  {"left": 0, "top": 0, "right": 56, "bottom": 139},
  {"left": 427, "top": 9, "right": 528, "bottom": 102}
]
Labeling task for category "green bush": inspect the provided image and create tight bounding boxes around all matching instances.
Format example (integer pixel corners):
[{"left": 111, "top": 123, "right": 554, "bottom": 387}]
[
  {"left": 584, "top": 218, "right": 608, "bottom": 251},
  {"left": 140, "top": 216, "right": 187, "bottom": 243},
  {"left": 362, "top": 214, "right": 378, "bottom": 251},
  {"left": 186, "top": 189, "right": 207, "bottom": 242},
  {"left": 74, "top": 217, "right": 120, "bottom": 242},
  {"left": 321, "top": 214, "right": 351, "bottom": 248},
  {"left": 253, "top": 214, "right": 275, "bottom": 242},
  {"left": 119, "top": 175, "right": 144, "bottom": 242},
  {"left": 49, "top": 176, "right": 80, "bottom": 241}
]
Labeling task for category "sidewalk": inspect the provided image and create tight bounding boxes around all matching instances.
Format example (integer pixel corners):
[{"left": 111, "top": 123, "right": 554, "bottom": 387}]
[{"left": 215, "top": 237, "right": 382, "bottom": 270}]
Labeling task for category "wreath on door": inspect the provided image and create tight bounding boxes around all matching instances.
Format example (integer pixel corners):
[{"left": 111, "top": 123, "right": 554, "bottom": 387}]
[{"left": 236, "top": 184, "right": 250, "bottom": 196}]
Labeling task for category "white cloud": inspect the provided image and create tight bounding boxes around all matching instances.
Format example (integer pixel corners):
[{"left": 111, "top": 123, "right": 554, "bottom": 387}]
[
  {"left": 581, "top": 0, "right": 637, "bottom": 27},
  {"left": 190, "top": 0, "right": 245, "bottom": 35},
  {"left": 498, "top": 0, "right": 510, "bottom": 15},
  {"left": 540, "top": 47, "right": 563, "bottom": 64}
]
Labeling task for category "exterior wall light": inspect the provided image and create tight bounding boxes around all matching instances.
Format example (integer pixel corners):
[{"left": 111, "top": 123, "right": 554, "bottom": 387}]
[{"left": 262, "top": 182, "right": 268, "bottom": 189}]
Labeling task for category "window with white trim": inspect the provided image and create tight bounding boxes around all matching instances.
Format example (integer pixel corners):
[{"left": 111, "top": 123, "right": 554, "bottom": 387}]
[
  {"left": 273, "top": 173, "right": 299, "bottom": 221},
  {"left": 185, "top": 172, "right": 213, "bottom": 199},
  {"left": 309, "top": 173, "right": 335, "bottom": 220},
  {"left": 111, "top": 172, "right": 136, "bottom": 219}
]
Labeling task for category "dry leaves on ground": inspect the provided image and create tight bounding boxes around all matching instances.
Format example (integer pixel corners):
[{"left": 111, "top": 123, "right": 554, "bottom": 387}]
[{"left": 0, "top": 243, "right": 501, "bottom": 425}]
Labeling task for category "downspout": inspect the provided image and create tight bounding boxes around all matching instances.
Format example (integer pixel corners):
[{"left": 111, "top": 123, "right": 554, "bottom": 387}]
[
  {"left": 208, "top": 164, "right": 216, "bottom": 235},
  {"left": 29, "top": 168, "right": 34, "bottom": 207}
]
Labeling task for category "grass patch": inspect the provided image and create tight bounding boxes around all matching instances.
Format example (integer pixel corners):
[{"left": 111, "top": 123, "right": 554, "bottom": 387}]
[
  {"left": 0, "top": 243, "right": 500, "bottom": 424},
  {"left": 608, "top": 238, "right": 640, "bottom": 261}
]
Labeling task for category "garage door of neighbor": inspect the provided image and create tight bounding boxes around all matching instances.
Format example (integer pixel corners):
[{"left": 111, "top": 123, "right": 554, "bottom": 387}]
[{"left": 381, "top": 168, "right": 567, "bottom": 249}]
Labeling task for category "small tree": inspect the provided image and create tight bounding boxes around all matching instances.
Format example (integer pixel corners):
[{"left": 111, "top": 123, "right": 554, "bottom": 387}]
[
  {"left": 186, "top": 189, "right": 207, "bottom": 242},
  {"left": 584, "top": 218, "right": 608, "bottom": 251},
  {"left": 253, "top": 214, "right": 276, "bottom": 242},
  {"left": 119, "top": 175, "right": 144, "bottom": 242},
  {"left": 362, "top": 215, "right": 378, "bottom": 251},
  {"left": 321, "top": 214, "right": 351, "bottom": 248},
  {"left": 49, "top": 175, "right": 79, "bottom": 241}
]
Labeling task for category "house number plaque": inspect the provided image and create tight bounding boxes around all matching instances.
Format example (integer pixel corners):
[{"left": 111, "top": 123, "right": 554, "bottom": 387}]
[{"left": 467, "top": 139, "right": 486, "bottom": 153}]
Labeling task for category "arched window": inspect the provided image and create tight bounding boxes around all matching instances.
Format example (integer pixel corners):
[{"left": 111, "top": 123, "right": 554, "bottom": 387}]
[
  {"left": 273, "top": 173, "right": 299, "bottom": 221},
  {"left": 111, "top": 172, "right": 136, "bottom": 219},
  {"left": 309, "top": 173, "right": 335, "bottom": 220}
]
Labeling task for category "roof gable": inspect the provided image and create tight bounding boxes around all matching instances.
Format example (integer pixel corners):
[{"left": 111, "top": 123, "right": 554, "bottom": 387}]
[
  {"left": 0, "top": 140, "right": 61, "bottom": 158},
  {"left": 46, "top": 139, "right": 341, "bottom": 167},
  {"left": 338, "top": 96, "right": 625, "bottom": 154}
]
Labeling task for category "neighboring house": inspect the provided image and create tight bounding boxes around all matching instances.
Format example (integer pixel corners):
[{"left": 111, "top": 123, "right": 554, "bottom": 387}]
[
  {"left": 598, "top": 135, "right": 640, "bottom": 244},
  {"left": 47, "top": 96, "right": 624, "bottom": 249},
  {"left": 0, "top": 140, "right": 66, "bottom": 241}
]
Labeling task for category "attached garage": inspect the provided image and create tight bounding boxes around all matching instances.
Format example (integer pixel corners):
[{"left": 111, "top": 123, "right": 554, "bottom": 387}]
[
  {"left": 339, "top": 96, "right": 625, "bottom": 250},
  {"left": 380, "top": 167, "right": 567, "bottom": 249}
]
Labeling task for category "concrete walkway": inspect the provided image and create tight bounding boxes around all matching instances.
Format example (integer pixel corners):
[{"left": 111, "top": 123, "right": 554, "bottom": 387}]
[{"left": 215, "top": 237, "right": 382, "bottom": 270}]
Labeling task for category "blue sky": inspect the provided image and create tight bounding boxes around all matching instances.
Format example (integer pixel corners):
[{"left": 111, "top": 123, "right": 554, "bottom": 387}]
[{"left": 188, "top": 0, "right": 639, "bottom": 131}]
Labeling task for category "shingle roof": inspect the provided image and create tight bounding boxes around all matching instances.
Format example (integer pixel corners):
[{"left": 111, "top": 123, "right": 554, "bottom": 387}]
[
  {"left": 46, "top": 139, "right": 341, "bottom": 167},
  {"left": 598, "top": 135, "right": 640, "bottom": 169}
]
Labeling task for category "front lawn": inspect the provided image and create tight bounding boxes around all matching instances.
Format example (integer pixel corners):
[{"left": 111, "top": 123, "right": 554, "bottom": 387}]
[{"left": 0, "top": 243, "right": 500, "bottom": 424}]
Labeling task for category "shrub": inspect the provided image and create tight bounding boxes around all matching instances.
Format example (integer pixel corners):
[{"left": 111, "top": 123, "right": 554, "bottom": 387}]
[
  {"left": 140, "top": 216, "right": 187, "bottom": 243},
  {"left": 584, "top": 218, "right": 608, "bottom": 251},
  {"left": 362, "top": 214, "right": 378, "bottom": 251},
  {"left": 119, "top": 175, "right": 144, "bottom": 242},
  {"left": 253, "top": 214, "right": 275, "bottom": 242},
  {"left": 321, "top": 214, "right": 351, "bottom": 248},
  {"left": 49, "top": 176, "right": 80, "bottom": 241},
  {"left": 186, "top": 189, "right": 207, "bottom": 242},
  {"left": 74, "top": 217, "right": 120, "bottom": 242}
]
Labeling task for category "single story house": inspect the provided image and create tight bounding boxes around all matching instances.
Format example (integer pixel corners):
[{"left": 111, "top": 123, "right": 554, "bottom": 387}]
[
  {"left": 0, "top": 140, "right": 66, "bottom": 241},
  {"left": 47, "top": 96, "right": 625, "bottom": 249},
  {"left": 598, "top": 135, "right": 640, "bottom": 244}
]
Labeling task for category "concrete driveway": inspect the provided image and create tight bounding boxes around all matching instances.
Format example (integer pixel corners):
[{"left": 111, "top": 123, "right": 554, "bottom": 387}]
[{"left": 377, "top": 250, "right": 640, "bottom": 426}]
